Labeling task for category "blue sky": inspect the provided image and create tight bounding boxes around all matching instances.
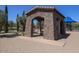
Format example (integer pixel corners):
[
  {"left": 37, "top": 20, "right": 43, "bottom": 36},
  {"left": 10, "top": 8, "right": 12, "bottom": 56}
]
[{"left": 0, "top": 5, "right": 79, "bottom": 22}]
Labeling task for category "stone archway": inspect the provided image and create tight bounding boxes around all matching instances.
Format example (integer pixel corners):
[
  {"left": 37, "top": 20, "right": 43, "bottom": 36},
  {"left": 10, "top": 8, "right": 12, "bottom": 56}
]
[
  {"left": 31, "top": 16, "right": 44, "bottom": 37},
  {"left": 25, "top": 7, "right": 65, "bottom": 40}
]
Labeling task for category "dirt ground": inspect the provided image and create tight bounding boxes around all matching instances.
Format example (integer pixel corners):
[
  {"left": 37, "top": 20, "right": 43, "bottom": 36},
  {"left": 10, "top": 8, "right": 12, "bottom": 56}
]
[{"left": 0, "top": 31, "right": 79, "bottom": 53}]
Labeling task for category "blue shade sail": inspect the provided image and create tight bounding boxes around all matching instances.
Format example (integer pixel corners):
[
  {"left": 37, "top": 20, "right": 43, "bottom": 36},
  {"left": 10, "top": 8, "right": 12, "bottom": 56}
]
[{"left": 64, "top": 17, "right": 76, "bottom": 23}]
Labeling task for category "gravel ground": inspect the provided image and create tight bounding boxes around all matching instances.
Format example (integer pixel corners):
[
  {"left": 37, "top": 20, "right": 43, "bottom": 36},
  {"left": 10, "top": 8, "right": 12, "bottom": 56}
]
[{"left": 0, "top": 31, "right": 79, "bottom": 53}]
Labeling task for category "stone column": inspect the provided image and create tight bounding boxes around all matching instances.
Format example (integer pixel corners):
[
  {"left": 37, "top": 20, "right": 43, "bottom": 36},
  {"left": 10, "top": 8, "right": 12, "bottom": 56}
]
[
  {"left": 25, "top": 17, "right": 32, "bottom": 37},
  {"left": 43, "top": 13, "right": 54, "bottom": 40}
]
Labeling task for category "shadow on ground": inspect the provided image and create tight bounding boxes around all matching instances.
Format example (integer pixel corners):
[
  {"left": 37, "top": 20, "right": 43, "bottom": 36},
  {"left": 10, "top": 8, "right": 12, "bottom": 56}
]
[
  {"left": 63, "top": 33, "right": 70, "bottom": 39},
  {"left": 31, "top": 32, "right": 70, "bottom": 40},
  {"left": 55, "top": 33, "right": 70, "bottom": 40}
]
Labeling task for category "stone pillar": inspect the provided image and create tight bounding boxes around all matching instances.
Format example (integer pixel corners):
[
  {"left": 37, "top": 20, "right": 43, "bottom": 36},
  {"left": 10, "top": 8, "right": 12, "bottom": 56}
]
[
  {"left": 43, "top": 13, "right": 54, "bottom": 40},
  {"left": 25, "top": 17, "right": 32, "bottom": 37}
]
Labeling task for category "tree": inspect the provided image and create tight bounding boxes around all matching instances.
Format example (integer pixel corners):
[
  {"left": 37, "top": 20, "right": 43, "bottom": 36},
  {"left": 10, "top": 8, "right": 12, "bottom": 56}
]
[
  {"left": 19, "top": 11, "right": 26, "bottom": 32},
  {"left": 4, "top": 5, "right": 8, "bottom": 33},
  {"left": 16, "top": 14, "right": 19, "bottom": 32},
  {"left": 0, "top": 10, "right": 5, "bottom": 32},
  {"left": 16, "top": 11, "right": 26, "bottom": 32},
  {"left": 22, "top": 11, "right": 26, "bottom": 32}
]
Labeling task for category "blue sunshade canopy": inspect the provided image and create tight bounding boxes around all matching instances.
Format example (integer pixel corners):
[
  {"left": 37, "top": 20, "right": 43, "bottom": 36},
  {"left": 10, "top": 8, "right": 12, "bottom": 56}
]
[{"left": 64, "top": 17, "right": 76, "bottom": 23}]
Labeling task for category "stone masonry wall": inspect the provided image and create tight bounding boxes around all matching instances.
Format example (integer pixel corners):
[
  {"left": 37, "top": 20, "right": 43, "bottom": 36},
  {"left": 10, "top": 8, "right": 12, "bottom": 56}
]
[{"left": 25, "top": 12, "right": 55, "bottom": 40}]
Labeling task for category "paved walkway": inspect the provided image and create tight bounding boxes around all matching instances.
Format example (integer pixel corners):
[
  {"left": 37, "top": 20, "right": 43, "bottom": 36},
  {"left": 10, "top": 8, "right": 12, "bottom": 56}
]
[
  {"left": 19, "top": 36, "right": 65, "bottom": 47},
  {"left": 0, "top": 31, "right": 79, "bottom": 53}
]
